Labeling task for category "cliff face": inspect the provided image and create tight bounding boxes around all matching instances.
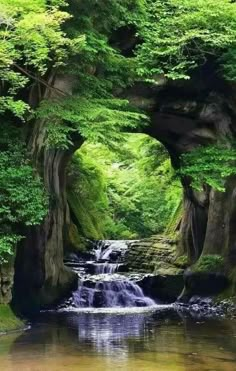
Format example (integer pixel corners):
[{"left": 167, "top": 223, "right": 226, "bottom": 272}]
[{"left": 142, "top": 71, "right": 236, "bottom": 295}]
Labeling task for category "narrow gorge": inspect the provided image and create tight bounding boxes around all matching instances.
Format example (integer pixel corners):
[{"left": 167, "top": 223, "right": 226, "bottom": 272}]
[{"left": 1, "top": 1, "right": 236, "bottom": 370}]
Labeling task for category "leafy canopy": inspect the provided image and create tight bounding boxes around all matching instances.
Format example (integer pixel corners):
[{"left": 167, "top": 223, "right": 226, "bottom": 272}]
[
  {"left": 0, "top": 0, "right": 84, "bottom": 117},
  {"left": 37, "top": 97, "right": 148, "bottom": 149},
  {"left": 179, "top": 144, "right": 236, "bottom": 191},
  {"left": 0, "top": 0, "right": 147, "bottom": 260},
  {"left": 35, "top": 0, "right": 147, "bottom": 148},
  {"left": 137, "top": 0, "right": 236, "bottom": 80}
]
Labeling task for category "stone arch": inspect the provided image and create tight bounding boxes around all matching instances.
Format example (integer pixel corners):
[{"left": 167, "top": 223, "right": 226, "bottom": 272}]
[{"left": 13, "top": 70, "right": 236, "bottom": 311}]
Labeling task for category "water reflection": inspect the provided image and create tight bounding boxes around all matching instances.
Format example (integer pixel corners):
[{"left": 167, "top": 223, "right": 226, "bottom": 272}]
[{"left": 0, "top": 308, "right": 235, "bottom": 370}]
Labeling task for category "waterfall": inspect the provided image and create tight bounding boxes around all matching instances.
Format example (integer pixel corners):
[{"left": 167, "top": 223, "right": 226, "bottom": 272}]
[
  {"left": 94, "top": 263, "right": 120, "bottom": 274},
  {"left": 73, "top": 276, "right": 155, "bottom": 308},
  {"left": 64, "top": 240, "right": 156, "bottom": 309},
  {"left": 93, "top": 240, "right": 129, "bottom": 261}
]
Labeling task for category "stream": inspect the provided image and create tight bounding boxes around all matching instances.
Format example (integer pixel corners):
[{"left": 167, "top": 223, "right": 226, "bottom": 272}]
[{"left": 0, "top": 241, "right": 236, "bottom": 370}]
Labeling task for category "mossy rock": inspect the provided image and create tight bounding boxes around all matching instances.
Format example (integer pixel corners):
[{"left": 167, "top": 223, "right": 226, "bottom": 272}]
[
  {"left": 215, "top": 268, "right": 236, "bottom": 301},
  {"left": 0, "top": 305, "right": 24, "bottom": 333},
  {"left": 68, "top": 190, "right": 104, "bottom": 240},
  {"left": 174, "top": 255, "right": 189, "bottom": 269},
  {"left": 66, "top": 223, "right": 89, "bottom": 253},
  {"left": 126, "top": 234, "right": 181, "bottom": 274},
  {"left": 137, "top": 274, "right": 184, "bottom": 303}
]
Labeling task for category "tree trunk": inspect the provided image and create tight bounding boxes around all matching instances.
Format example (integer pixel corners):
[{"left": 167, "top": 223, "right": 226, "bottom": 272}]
[{"left": 14, "top": 76, "right": 81, "bottom": 312}]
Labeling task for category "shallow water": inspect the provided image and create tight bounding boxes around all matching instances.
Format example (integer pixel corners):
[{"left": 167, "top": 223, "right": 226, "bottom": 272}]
[{"left": 0, "top": 307, "right": 236, "bottom": 370}]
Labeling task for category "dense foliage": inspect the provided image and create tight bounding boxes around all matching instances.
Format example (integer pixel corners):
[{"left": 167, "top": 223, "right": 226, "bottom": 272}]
[
  {"left": 179, "top": 144, "right": 236, "bottom": 191},
  {"left": 0, "top": 126, "right": 48, "bottom": 261},
  {"left": 0, "top": 0, "right": 146, "bottom": 258},
  {"left": 68, "top": 135, "right": 182, "bottom": 240},
  {"left": 1, "top": 0, "right": 236, "bottom": 258},
  {"left": 0, "top": 0, "right": 147, "bottom": 146},
  {"left": 137, "top": 0, "right": 236, "bottom": 80}
]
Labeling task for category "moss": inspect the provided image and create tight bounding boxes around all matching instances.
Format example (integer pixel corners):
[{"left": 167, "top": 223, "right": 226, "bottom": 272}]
[
  {"left": 68, "top": 190, "right": 104, "bottom": 240},
  {"left": 174, "top": 255, "right": 189, "bottom": 268},
  {"left": 216, "top": 268, "right": 236, "bottom": 301},
  {"left": 67, "top": 151, "right": 110, "bottom": 241},
  {"left": 67, "top": 223, "right": 89, "bottom": 253},
  {"left": 0, "top": 305, "right": 24, "bottom": 333},
  {"left": 193, "top": 255, "right": 224, "bottom": 273},
  {"left": 126, "top": 235, "right": 183, "bottom": 275},
  {"left": 165, "top": 200, "right": 183, "bottom": 235}
]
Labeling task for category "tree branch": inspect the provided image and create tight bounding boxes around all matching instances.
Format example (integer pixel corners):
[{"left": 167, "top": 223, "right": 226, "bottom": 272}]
[{"left": 13, "top": 63, "right": 70, "bottom": 97}]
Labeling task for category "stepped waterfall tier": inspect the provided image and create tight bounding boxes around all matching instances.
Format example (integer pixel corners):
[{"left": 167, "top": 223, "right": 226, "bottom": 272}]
[{"left": 63, "top": 241, "right": 156, "bottom": 309}]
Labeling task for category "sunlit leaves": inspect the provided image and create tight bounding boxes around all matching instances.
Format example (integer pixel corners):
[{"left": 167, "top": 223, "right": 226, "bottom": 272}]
[
  {"left": 71, "top": 135, "right": 182, "bottom": 239},
  {"left": 0, "top": 132, "right": 48, "bottom": 260},
  {"left": 0, "top": 234, "right": 22, "bottom": 263},
  {"left": 0, "top": 0, "right": 84, "bottom": 117},
  {"left": 37, "top": 97, "right": 148, "bottom": 149},
  {"left": 137, "top": 0, "right": 236, "bottom": 80},
  {"left": 179, "top": 144, "right": 236, "bottom": 191}
]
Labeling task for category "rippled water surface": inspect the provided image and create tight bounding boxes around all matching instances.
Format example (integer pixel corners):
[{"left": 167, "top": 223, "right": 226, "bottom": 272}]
[{"left": 0, "top": 308, "right": 236, "bottom": 370}]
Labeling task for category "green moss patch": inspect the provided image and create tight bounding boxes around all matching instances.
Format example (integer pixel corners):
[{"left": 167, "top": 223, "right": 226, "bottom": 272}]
[
  {"left": 174, "top": 255, "right": 189, "bottom": 268},
  {"left": 67, "top": 223, "right": 89, "bottom": 253},
  {"left": 193, "top": 255, "right": 224, "bottom": 273},
  {"left": 0, "top": 305, "right": 24, "bottom": 333}
]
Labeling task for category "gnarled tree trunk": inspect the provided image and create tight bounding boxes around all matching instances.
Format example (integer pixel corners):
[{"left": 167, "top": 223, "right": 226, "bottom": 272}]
[{"left": 14, "top": 76, "right": 82, "bottom": 311}]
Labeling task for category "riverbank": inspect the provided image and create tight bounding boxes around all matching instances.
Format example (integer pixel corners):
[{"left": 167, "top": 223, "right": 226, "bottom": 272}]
[{"left": 0, "top": 305, "right": 25, "bottom": 334}]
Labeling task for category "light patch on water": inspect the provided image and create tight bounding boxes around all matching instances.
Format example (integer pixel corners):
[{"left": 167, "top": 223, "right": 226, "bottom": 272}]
[{"left": 57, "top": 303, "right": 172, "bottom": 314}]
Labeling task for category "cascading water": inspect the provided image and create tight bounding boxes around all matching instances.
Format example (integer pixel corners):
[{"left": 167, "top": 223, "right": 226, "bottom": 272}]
[
  {"left": 64, "top": 240, "right": 156, "bottom": 309},
  {"left": 94, "top": 262, "right": 121, "bottom": 274},
  {"left": 73, "top": 275, "right": 155, "bottom": 308}
]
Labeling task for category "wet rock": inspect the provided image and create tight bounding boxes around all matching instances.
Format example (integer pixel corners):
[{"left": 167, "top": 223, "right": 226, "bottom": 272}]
[
  {"left": 109, "top": 251, "right": 121, "bottom": 261},
  {"left": 80, "top": 279, "right": 96, "bottom": 289},
  {"left": 116, "top": 264, "right": 128, "bottom": 273},
  {"left": 180, "top": 271, "right": 229, "bottom": 300},
  {"left": 135, "top": 274, "right": 184, "bottom": 303},
  {"left": 93, "top": 290, "right": 106, "bottom": 307},
  {"left": 135, "top": 298, "right": 149, "bottom": 307},
  {"left": 189, "top": 296, "right": 213, "bottom": 305}
]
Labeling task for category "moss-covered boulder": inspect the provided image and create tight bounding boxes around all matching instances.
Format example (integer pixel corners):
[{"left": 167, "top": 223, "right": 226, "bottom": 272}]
[{"left": 125, "top": 235, "right": 185, "bottom": 302}]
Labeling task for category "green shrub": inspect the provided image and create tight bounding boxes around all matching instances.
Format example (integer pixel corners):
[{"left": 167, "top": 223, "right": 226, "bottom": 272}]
[{"left": 194, "top": 255, "right": 224, "bottom": 273}]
